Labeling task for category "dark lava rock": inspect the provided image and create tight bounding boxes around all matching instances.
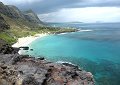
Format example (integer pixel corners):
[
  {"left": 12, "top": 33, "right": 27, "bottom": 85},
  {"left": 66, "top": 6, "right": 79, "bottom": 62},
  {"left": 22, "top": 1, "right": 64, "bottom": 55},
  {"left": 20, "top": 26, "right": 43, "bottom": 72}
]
[
  {"left": 11, "top": 55, "right": 21, "bottom": 65},
  {"left": 0, "top": 44, "right": 19, "bottom": 54},
  {"left": 0, "top": 45, "right": 95, "bottom": 85},
  {"left": 1, "top": 65, "right": 7, "bottom": 69},
  {"left": 62, "top": 63, "right": 79, "bottom": 70},
  {"left": 71, "top": 72, "right": 79, "bottom": 79},
  {"left": 38, "top": 57, "right": 45, "bottom": 60},
  {"left": 19, "top": 47, "right": 29, "bottom": 50},
  {"left": 30, "top": 49, "right": 33, "bottom": 51},
  {"left": 22, "top": 75, "right": 39, "bottom": 85}
]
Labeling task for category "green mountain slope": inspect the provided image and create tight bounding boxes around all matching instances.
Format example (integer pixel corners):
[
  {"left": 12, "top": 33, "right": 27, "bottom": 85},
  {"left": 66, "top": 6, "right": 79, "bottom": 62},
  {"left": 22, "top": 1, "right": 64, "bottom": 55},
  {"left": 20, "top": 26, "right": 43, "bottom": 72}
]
[{"left": 0, "top": 2, "right": 76, "bottom": 47}]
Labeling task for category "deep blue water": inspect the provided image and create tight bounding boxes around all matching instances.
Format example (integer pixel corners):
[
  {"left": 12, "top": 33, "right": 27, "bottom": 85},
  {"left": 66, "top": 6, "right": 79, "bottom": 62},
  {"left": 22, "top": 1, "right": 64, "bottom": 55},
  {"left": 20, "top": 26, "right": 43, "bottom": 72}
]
[{"left": 27, "top": 23, "right": 120, "bottom": 85}]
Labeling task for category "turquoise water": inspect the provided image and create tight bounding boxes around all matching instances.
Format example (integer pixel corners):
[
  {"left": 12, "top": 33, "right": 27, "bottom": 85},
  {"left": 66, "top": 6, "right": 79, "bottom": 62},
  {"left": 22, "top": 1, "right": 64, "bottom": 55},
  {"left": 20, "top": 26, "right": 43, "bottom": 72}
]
[{"left": 28, "top": 23, "right": 120, "bottom": 85}]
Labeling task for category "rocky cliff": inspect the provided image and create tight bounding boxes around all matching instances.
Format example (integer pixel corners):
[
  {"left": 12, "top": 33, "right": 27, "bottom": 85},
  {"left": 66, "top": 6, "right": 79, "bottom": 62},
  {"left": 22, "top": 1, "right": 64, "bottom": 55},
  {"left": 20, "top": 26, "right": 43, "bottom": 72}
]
[
  {"left": 0, "top": 2, "right": 44, "bottom": 29},
  {"left": 6, "top": 5, "right": 25, "bottom": 19},
  {"left": 0, "top": 1, "right": 45, "bottom": 50},
  {"left": 0, "top": 45, "right": 94, "bottom": 85},
  {"left": 0, "top": 14, "right": 9, "bottom": 47},
  {"left": 0, "top": 2, "right": 24, "bottom": 19},
  {"left": 23, "top": 10, "right": 44, "bottom": 24},
  {"left": 0, "top": 14, "right": 10, "bottom": 31}
]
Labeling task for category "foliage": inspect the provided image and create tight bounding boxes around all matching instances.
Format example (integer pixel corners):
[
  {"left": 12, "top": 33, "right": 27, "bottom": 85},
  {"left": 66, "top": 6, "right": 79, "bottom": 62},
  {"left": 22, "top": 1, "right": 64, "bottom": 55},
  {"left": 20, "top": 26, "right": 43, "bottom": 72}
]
[
  {"left": 0, "top": 14, "right": 77, "bottom": 46},
  {"left": 0, "top": 31, "right": 16, "bottom": 44}
]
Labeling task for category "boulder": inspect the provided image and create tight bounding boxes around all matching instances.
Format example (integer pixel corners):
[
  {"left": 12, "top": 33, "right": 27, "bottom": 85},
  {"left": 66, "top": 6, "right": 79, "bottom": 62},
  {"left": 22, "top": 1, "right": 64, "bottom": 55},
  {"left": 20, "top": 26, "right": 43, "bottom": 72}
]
[{"left": 0, "top": 44, "right": 19, "bottom": 54}]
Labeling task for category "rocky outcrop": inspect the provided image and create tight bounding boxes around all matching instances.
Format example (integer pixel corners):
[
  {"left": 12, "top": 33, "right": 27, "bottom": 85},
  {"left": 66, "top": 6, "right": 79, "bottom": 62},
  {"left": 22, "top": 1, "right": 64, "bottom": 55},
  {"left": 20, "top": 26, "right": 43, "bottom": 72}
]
[
  {"left": 0, "top": 2, "right": 9, "bottom": 16},
  {"left": 0, "top": 39, "right": 7, "bottom": 47},
  {"left": 23, "top": 10, "right": 44, "bottom": 24},
  {"left": 0, "top": 45, "right": 94, "bottom": 85},
  {"left": 0, "top": 14, "right": 10, "bottom": 30},
  {"left": 0, "top": 44, "right": 19, "bottom": 54},
  {"left": 0, "top": 2, "right": 44, "bottom": 26},
  {"left": 0, "top": 2, "right": 22, "bottom": 19},
  {"left": 6, "top": 5, "right": 25, "bottom": 19}
]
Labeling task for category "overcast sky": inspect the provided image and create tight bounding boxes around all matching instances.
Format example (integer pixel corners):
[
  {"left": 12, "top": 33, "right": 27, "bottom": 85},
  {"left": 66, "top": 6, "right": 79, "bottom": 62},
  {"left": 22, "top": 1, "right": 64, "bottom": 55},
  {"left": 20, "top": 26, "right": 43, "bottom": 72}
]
[{"left": 1, "top": 0, "right": 120, "bottom": 23}]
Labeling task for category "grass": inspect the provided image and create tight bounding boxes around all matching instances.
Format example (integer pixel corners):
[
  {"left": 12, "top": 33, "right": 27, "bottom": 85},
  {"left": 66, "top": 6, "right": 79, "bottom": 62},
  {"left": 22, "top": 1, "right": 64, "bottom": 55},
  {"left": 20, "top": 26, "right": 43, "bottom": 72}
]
[
  {"left": 0, "top": 14, "right": 77, "bottom": 46},
  {"left": 0, "top": 27, "right": 77, "bottom": 47},
  {"left": 0, "top": 32, "right": 16, "bottom": 44}
]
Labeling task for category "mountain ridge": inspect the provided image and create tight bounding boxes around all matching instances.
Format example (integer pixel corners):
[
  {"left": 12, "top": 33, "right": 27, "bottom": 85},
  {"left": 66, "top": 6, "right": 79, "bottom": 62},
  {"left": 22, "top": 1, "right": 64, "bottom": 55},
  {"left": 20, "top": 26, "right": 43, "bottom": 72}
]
[
  {"left": 0, "top": 1, "right": 44, "bottom": 30},
  {"left": 0, "top": 1, "right": 45, "bottom": 46},
  {"left": 0, "top": 1, "right": 77, "bottom": 46}
]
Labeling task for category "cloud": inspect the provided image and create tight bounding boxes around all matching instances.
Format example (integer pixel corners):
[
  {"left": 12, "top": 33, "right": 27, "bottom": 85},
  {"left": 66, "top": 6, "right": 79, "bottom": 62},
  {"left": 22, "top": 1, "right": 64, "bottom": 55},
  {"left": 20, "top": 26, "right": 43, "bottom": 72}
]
[
  {"left": 1, "top": 0, "right": 120, "bottom": 14},
  {"left": 1, "top": 0, "right": 120, "bottom": 22},
  {"left": 38, "top": 7, "right": 120, "bottom": 22},
  {"left": 0, "top": 0, "right": 41, "bottom": 4}
]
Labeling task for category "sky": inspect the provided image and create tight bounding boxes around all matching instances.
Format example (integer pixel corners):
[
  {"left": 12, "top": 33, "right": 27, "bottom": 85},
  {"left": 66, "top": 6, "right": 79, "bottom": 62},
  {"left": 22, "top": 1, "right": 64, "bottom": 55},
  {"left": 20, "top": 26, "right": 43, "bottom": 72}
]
[{"left": 1, "top": 0, "right": 120, "bottom": 23}]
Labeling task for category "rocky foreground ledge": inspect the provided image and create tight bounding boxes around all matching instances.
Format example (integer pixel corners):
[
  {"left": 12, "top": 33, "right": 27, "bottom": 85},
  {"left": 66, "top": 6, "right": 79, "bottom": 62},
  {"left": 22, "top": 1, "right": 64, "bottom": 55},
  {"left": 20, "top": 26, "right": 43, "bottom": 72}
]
[{"left": 0, "top": 45, "right": 94, "bottom": 85}]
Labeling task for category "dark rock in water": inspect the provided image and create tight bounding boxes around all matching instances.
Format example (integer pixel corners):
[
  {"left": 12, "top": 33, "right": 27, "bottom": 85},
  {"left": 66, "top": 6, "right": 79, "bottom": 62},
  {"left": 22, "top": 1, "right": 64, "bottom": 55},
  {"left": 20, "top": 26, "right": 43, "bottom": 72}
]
[
  {"left": 0, "top": 45, "right": 95, "bottom": 85},
  {"left": 62, "top": 63, "right": 79, "bottom": 69},
  {"left": 30, "top": 49, "right": 33, "bottom": 51},
  {"left": 19, "top": 46, "right": 29, "bottom": 50},
  {"left": 38, "top": 57, "right": 45, "bottom": 60}
]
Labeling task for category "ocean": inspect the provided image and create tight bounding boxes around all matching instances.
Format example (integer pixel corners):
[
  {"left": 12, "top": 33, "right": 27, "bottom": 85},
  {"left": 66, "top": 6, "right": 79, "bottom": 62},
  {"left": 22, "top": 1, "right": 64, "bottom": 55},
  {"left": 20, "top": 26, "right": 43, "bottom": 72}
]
[{"left": 27, "top": 23, "right": 120, "bottom": 85}]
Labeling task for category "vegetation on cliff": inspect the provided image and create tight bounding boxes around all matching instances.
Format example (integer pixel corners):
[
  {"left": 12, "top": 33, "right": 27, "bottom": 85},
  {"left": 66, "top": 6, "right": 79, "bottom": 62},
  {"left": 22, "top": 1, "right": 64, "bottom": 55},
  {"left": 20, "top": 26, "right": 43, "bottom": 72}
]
[{"left": 0, "top": 2, "right": 76, "bottom": 47}]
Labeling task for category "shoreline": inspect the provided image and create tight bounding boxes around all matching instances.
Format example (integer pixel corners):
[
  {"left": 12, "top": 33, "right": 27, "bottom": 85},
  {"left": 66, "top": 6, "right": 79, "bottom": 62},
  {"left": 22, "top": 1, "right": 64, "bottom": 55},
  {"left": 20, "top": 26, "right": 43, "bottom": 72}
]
[
  {"left": 11, "top": 30, "right": 77, "bottom": 55},
  {"left": 11, "top": 31, "right": 76, "bottom": 48},
  {"left": 12, "top": 33, "right": 49, "bottom": 48},
  {"left": 0, "top": 45, "right": 94, "bottom": 85},
  {"left": 12, "top": 29, "right": 92, "bottom": 48}
]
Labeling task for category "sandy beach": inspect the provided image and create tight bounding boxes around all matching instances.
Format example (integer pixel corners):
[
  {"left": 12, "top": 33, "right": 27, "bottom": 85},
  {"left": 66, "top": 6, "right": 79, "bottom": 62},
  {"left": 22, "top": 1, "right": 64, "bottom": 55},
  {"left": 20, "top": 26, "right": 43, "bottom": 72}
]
[
  {"left": 12, "top": 29, "right": 92, "bottom": 48},
  {"left": 12, "top": 33, "right": 49, "bottom": 48}
]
